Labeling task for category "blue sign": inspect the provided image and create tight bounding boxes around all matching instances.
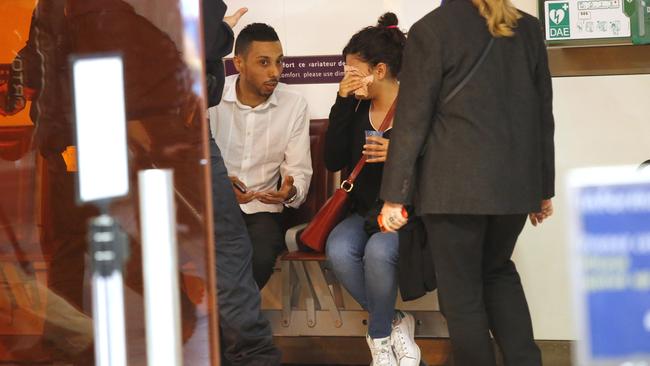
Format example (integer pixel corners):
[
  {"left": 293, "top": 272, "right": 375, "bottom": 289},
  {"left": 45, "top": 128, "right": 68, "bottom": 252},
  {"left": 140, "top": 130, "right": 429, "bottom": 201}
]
[{"left": 568, "top": 166, "right": 650, "bottom": 365}]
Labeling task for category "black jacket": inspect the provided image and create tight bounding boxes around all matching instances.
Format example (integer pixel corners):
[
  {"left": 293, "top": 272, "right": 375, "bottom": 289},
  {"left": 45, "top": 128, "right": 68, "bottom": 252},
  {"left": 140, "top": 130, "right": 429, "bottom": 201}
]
[
  {"left": 203, "top": 0, "right": 234, "bottom": 107},
  {"left": 398, "top": 217, "right": 437, "bottom": 301},
  {"left": 325, "top": 96, "right": 392, "bottom": 216},
  {"left": 380, "top": 0, "right": 555, "bottom": 215}
]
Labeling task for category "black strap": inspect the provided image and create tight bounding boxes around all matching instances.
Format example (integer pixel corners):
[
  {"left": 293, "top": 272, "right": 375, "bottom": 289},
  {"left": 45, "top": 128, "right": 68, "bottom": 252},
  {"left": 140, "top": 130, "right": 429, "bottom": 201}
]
[{"left": 442, "top": 37, "right": 494, "bottom": 105}]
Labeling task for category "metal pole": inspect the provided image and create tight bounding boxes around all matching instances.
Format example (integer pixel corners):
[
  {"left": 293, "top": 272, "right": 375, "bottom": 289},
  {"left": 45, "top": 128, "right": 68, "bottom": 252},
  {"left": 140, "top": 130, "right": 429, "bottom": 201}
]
[
  {"left": 139, "top": 169, "right": 182, "bottom": 366},
  {"left": 90, "top": 214, "right": 128, "bottom": 366}
]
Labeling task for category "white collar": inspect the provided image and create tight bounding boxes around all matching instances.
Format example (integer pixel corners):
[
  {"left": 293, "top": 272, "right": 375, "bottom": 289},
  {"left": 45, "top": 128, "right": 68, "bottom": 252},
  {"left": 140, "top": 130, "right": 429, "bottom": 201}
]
[{"left": 224, "top": 75, "right": 278, "bottom": 111}]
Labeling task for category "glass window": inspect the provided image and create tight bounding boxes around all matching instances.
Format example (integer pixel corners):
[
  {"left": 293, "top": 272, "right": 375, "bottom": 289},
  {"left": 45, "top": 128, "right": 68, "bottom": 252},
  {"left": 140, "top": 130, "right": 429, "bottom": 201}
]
[{"left": 0, "top": 1, "right": 218, "bottom": 364}]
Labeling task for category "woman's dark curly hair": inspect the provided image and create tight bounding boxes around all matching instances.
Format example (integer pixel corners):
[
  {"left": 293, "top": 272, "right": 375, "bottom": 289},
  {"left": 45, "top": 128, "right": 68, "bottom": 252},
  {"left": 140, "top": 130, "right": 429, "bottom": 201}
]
[{"left": 342, "top": 12, "right": 407, "bottom": 78}]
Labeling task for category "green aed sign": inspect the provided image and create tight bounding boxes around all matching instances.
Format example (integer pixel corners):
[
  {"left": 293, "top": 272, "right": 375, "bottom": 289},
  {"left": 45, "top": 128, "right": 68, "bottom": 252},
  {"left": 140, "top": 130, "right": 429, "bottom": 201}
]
[
  {"left": 544, "top": 0, "right": 631, "bottom": 41},
  {"left": 548, "top": 2, "right": 571, "bottom": 38}
]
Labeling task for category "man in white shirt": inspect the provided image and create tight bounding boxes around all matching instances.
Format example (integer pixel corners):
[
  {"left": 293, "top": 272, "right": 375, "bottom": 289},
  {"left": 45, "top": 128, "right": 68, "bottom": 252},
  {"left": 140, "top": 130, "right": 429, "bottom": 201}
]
[{"left": 209, "top": 23, "right": 312, "bottom": 289}]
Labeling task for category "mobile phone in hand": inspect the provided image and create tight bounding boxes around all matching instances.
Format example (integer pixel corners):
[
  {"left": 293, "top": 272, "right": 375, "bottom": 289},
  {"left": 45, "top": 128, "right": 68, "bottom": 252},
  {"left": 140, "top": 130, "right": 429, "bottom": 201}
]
[{"left": 232, "top": 181, "right": 247, "bottom": 193}]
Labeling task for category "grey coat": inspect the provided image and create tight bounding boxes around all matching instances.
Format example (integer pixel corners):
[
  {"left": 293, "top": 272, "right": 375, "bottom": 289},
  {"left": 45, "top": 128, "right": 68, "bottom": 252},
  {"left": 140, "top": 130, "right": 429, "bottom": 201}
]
[{"left": 380, "top": 0, "right": 555, "bottom": 215}]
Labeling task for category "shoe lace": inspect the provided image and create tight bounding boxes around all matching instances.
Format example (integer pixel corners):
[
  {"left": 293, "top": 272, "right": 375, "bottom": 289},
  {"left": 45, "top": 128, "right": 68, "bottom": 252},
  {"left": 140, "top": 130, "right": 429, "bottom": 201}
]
[
  {"left": 392, "top": 326, "right": 409, "bottom": 359},
  {"left": 372, "top": 344, "right": 393, "bottom": 366}
]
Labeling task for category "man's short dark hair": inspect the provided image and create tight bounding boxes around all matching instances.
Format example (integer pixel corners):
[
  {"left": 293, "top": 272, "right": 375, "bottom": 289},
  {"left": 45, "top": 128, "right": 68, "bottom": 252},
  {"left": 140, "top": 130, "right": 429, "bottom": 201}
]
[{"left": 234, "top": 23, "right": 280, "bottom": 56}]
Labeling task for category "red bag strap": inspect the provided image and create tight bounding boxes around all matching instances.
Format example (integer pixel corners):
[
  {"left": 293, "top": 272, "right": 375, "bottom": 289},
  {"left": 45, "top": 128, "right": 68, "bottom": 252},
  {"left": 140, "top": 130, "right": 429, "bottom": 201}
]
[{"left": 340, "top": 97, "right": 398, "bottom": 192}]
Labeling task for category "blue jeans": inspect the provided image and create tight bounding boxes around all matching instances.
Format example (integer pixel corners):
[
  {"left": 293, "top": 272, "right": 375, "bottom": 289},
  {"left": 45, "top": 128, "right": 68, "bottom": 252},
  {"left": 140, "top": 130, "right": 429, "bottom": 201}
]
[{"left": 326, "top": 214, "right": 399, "bottom": 339}]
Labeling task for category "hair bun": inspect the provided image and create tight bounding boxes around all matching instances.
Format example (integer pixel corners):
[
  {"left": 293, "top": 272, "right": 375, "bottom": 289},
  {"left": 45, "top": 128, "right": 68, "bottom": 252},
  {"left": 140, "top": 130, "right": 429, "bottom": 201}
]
[{"left": 377, "top": 12, "right": 399, "bottom": 28}]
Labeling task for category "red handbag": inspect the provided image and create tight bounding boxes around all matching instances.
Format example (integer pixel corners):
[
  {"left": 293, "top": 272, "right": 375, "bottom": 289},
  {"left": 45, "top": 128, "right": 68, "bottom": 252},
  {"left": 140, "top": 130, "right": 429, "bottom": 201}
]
[{"left": 300, "top": 98, "right": 397, "bottom": 252}]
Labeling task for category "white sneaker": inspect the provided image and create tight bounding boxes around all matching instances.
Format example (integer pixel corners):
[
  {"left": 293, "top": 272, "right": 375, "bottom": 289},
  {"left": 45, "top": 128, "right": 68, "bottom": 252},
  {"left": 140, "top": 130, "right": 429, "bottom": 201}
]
[
  {"left": 391, "top": 311, "right": 421, "bottom": 366},
  {"left": 366, "top": 334, "right": 398, "bottom": 366}
]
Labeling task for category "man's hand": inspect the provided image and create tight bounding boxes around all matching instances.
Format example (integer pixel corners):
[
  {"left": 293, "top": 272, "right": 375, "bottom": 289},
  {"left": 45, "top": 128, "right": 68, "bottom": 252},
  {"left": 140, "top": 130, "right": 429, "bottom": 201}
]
[
  {"left": 380, "top": 201, "right": 407, "bottom": 232},
  {"left": 256, "top": 176, "right": 296, "bottom": 205},
  {"left": 229, "top": 176, "right": 255, "bottom": 204},
  {"left": 529, "top": 199, "right": 553, "bottom": 226},
  {"left": 363, "top": 136, "right": 390, "bottom": 163},
  {"left": 224, "top": 7, "right": 248, "bottom": 29}
]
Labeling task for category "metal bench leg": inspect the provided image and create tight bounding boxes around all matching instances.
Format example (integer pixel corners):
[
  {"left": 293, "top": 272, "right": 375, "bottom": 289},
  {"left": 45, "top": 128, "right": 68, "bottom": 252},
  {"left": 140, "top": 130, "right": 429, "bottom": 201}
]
[
  {"left": 305, "top": 296, "right": 316, "bottom": 328},
  {"left": 292, "top": 261, "right": 318, "bottom": 327},
  {"left": 304, "top": 261, "right": 342, "bottom": 328},
  {"left": 281, "top": 260, "right": 292, "bottom": 327},
  {"left": 323, "top": 265, "right": 345, "bottom": 309}
]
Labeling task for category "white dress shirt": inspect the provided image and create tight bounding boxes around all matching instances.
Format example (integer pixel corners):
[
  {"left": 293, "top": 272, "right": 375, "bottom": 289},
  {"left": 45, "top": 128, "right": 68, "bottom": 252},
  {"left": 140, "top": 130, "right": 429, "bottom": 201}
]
[{"left": 209, "top": 74, "right": 312, "bottom": 214}]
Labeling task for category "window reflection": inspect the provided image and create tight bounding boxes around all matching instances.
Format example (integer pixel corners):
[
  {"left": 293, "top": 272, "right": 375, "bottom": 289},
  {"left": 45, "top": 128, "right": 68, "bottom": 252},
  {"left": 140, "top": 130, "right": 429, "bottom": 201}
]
[{"left": 0, "top": 0, "right": 214, "bottom": 364}]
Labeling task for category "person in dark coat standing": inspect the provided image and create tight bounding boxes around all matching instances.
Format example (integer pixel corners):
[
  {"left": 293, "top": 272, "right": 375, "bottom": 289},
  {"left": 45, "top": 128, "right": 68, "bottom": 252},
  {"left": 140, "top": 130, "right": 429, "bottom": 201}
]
[
  {"left": 378, "top": 0, "right": 555, "bottom": 365},
  {"left": 203, "top": 2, "right": 282, "bottom": 365}
]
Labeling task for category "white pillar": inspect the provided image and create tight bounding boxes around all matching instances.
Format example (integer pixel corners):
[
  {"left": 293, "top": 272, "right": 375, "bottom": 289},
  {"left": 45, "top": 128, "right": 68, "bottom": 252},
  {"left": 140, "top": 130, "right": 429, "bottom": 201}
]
[{"left": 139, "top": 169, "right": 182, "bottom": 366}]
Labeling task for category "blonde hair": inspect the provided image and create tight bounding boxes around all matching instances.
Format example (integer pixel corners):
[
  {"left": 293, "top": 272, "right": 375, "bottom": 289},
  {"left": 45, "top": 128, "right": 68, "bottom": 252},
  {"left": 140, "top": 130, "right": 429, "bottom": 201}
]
[{"left": 472, "top": 0, "right": 522, "bottom": 37}]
